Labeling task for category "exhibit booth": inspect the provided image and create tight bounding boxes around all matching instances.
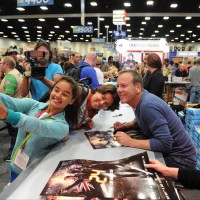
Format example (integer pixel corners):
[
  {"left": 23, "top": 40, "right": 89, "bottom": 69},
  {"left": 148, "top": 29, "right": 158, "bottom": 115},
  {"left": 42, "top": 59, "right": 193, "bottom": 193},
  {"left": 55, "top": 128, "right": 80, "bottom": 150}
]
[{"left": 115, "top": 38, "right": 169, "bottom": 63}]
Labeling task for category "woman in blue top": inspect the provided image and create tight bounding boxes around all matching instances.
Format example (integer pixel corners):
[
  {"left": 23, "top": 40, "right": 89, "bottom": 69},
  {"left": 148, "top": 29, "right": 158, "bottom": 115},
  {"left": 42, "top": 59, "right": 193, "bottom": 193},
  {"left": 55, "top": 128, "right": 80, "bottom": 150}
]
[{"left": 0, "top": 76, "right": 79, "bottom": 182}]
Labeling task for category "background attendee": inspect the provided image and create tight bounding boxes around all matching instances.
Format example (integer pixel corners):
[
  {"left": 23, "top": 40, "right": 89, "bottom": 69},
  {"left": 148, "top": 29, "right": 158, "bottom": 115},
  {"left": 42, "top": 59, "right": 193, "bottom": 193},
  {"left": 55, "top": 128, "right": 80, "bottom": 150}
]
[
  {"left": 146, "top": 159, "right": 200, "bottom": 190},
  {"left": 20, "top": 40, "right": 63, "bottom": 100},
  {"left": 189, "top": 58, "right": 200, "bottom": 103},
  {"left": 143, "top": 53, "right": 165, "bottom": 98},
  {"left": 175, "top": 63, "right": 188, "bottom": 78},
  {"left": 0, "top": 76, "right": 79, "bottom": 182},
  {"left": 114, "top": 70, "right": 196, "bottom": 168},
  {"left": 94, "top": 57, "right": 104, "bottom": 85},
  {"left": 79, "top": 53, "right": 99, "bottom": 88},
  {"left": 0, "top": 56, "right": 23, "bottom": 162}
]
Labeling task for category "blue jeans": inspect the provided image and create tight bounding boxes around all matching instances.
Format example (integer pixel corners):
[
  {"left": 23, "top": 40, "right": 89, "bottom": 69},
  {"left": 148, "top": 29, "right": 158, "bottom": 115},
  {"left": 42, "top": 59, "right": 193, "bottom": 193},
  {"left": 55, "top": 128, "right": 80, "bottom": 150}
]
[
  {"left": 189, "top": 86, "right": 200, "bottom": 103},
  {"left": 9, "top": 165, "right": 18, "bottom": 183},
  {"left": 164, "top": 156, "right": 196, "bottom": 169}
]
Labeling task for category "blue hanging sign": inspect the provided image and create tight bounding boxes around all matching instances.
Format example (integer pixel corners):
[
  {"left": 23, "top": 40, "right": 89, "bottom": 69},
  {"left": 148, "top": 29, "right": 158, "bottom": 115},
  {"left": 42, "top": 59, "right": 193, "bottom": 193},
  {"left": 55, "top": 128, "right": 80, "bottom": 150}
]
[
  {"left": 73, "top": 26, "right": 93, "bottom": 34},
  {"left": 17, "top": 0, "right": 54, "bottom": 7}
]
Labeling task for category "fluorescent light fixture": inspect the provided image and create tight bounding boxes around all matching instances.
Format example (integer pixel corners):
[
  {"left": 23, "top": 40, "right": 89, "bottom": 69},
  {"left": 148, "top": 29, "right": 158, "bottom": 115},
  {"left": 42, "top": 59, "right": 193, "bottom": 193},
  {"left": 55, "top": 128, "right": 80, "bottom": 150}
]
[
  {"left": 11, "top": 32, "right": 16, "bottom": 34},
  {"left": 125, "top": 17, "right": 130, "bottom": 20},
  {"left": 22, "top": 26, "right": 28, "bottom": 29},
  {"left": 170, "top": 30, "right": 174, "bottom": 32},
  {"left": 197, "top": 25, "right": 200, "bottom": 28},
  {"left": 165, "top": 34, "right": 169, "bottom": 37},
  {"left": 0, "top": 32, "right": 4, "bottom": 34},
  {"left": 87, "top": 22, "right": 93, "bottom": 25},
  {"left": 180, "top": 34, "right": 185, "bottom": 37},
  {"left": 163, "top": 17, "right": 169, "bottom": 20},
  {"left": 124, "top": 2, "right": 131, "bottom": 7},
  {"left": 175, "top": 38, "right": 178, "bottom": 40},
  {"left": 54, "top": 26, "right": 60, "bottom": 28},
  {"left": 170, "top": 4, "right": 178, "bottom": 8},
  {"left": 180, "top": 41, "right": 184, "bottom": 43},
  {"left": 50, "top": 31, "right": 55, "bottom": 33},
  {"left": 37, "top": 31, "right": 42, "bottom": 33},
  {"left": 90, "top": 2, "right": 97, "bottom": 6},
  {"left": 24, "top": 31, "right": 29, "bottom": 33},
  {"left": 3, "top": 35, "right": 8, "bottom": 37},
  {"left": 185, "top": 16, "right": 192, "bottom": 20},
  {"left": 99, "top": 18, "right": 105, "bottom": 21},
  {"left": 17, "top": 7, "right": 25, "bottom": 11},
  {"left": 158, "top": 25, "right": 163, "bottom": 28},
  {"left": 126, "top": 24, "right": 131, "bottom": 26},
  {"left": 58, "top": 18, "right": 64, "bottom": 21},
  {"left": 147, "top": 1, "right": 154, "bottom": 5},
  {"left": 141, "top": 21, "right": 146, "bottom": 25},
  {"left": 151, "top": 34, "right": 155, "bottom": 37},
  {"left": 40, "top": 6, "right": 48, "bottom": 10},
  {"left": 65, "top": 31, "right": 70, "bottom": 33},
  {"left": 64, "top": 3, "right": 72, "bottom": 7},
  {"left": 18, "top": 19, "right": 25, "bottom": 22},
  {"left": 188, "top": 30, "right": 192, "bottom": 33},
  {"left": 176, "top": 24, "right": 182, "bottom": 27},
  {"left": 186, "top": 38, "right": 190, "bottom": 40},
  {"left": 105, "top": 25, "right": 109, "bottom": 28},
  {"left": 154, "top": 30, "right": 159, "bottom": 33},
  {"left": 39, "top": 18, "right": 45, "bottom": 21},
  {"left": 37, "top": 26, "right": 42, "bottom": 29},
  {"left": 1, "top": 19, "right": 8, "bottom": 22},
  {"left": 171, "top": 40, "right": 174, "bottom": 41},
  {"left": 140, "top": 28, "right": 144, "bottom": 31},
  {"left": 127, "top": 29, "right": 131, "bottom": 32},
  {"left": 145, "top": 17, "right": 151, "bottom": 20}
]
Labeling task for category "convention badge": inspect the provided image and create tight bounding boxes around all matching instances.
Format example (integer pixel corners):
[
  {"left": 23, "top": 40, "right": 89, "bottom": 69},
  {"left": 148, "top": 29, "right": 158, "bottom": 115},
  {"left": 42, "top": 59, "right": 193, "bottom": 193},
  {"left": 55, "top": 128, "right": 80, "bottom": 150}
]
[{"left": 14, "top": 149, "right": 29, "bottom": 171}]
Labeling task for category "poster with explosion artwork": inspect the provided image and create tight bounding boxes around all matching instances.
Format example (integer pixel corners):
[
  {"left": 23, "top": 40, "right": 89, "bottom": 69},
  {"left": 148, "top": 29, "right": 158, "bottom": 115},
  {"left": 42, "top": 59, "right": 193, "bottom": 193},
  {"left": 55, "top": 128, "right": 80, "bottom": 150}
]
[
  {"left": 40, "top": 152, "right": 179, "bottom": 200},
  {"left": 84, "top": 129, "right": 147, "bottom": 149}
]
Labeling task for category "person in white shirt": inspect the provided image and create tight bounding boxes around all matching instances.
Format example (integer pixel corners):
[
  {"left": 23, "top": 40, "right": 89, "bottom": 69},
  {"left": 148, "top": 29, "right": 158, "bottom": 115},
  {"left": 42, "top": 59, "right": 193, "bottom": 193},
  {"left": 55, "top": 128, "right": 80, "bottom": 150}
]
[{"left": 94, "top": 57, "right": 104, "bottom": 85}]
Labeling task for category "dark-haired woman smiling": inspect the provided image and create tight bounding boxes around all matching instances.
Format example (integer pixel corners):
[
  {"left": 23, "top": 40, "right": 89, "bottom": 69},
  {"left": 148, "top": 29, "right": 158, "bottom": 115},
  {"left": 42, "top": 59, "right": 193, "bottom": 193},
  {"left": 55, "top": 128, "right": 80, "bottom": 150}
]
[{"left": 143, "top": 53, "right": 165, "bottom": 98}]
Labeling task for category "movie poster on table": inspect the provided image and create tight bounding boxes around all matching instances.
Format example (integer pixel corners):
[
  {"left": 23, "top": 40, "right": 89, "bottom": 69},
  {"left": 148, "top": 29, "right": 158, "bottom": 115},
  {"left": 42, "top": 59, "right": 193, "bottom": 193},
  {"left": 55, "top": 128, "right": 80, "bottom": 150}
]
[{"left": 40, "top": 152, "right": 179, "bottom": 200}]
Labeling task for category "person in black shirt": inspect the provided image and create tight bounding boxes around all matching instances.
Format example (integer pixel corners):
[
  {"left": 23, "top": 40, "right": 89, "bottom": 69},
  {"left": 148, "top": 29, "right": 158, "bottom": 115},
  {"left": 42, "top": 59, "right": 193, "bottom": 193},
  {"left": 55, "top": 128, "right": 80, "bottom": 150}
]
[
  {"left": 175, "top": 63, "right": 188, "bottom": 77},
  {"left": 143, "top": 53, "right": 165, "bottom": 98}
]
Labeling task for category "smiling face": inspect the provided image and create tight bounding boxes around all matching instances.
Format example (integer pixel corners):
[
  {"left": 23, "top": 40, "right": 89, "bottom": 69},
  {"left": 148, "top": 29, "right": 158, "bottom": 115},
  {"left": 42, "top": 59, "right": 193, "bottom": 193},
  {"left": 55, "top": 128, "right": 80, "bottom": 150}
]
[
  {"left": 117, "top": 72, "right": 142, "bottom": 108},
  {"left": 49, "top": 80, "right": 75, "bottom": 113},
  {"left": 90, "top": 92, "right": 114, "bottom": 110}
]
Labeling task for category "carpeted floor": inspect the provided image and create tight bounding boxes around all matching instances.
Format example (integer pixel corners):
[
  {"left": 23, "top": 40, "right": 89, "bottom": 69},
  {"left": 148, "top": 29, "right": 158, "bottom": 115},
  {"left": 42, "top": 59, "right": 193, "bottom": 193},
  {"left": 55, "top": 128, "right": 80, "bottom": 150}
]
[{"left": 0, "top": 122, "right": 10, "bottom": 193}]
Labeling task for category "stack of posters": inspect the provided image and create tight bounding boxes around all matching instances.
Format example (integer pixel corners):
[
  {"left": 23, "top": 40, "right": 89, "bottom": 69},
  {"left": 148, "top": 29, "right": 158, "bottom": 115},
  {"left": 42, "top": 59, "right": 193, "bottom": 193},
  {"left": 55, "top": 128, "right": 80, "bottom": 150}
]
[{"left": 40, "top": 152, "right": 179, "bottom": 200}]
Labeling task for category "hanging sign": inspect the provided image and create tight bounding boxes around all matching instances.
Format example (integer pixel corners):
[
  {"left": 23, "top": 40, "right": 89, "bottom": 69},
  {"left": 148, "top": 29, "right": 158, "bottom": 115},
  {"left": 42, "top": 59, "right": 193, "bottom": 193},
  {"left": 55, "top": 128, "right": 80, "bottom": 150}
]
[
  {"left": 73, "top": 26, "right": 93, "bottom": 34},
  {"left": 113, "top": 10, "right": 126, "bottom": 25},
  {"left": 17, "top": 0, "right": 54, "bottom": 6}
]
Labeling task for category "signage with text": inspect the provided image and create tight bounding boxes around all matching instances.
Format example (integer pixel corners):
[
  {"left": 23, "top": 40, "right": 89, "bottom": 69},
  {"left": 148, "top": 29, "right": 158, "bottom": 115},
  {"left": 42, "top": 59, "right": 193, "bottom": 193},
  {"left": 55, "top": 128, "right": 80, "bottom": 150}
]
[
  {"left": 73, "top": 26, "right": 93, "bottom": 34},
  {"left": 113, "top": 10, "right": 126, "bottom": 25},
  {"left": 92, "top": 38, "right": 106, "bottom": 43},
  {"left": 17, "top": 0, "right": 54, "bottom": 6}
]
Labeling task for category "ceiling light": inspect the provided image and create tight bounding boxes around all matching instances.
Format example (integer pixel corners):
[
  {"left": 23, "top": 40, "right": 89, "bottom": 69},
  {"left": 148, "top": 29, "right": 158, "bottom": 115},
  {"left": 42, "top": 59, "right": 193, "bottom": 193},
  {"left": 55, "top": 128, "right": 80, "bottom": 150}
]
[
  {"left": 80, "top": 38, "right": 84, "bottom": 40},
  {"left": 147, "top": 1, "right": 154, "bottom": 5},
  {"left": 7, "top": 26, "right": 13, "bottom": 29},
  {"left": 57, "top": 37, "right": 61, "bottom": 40},
  {"left": 154, "top": 30, "right": 159, "bottom": 33},
  {"left": 58, "top": 18, "right": 64, "bottom": 21},
  {"left": 99, "top": 33, "right": 102, "bottom": 35},
  {"left": 185, "top": 16, "right": 192, "bottom": 20},
  {"left": 180, "top": 34, "right": 185, "bottom": 37},
  {"left": 175, "top": 38, "right": 178, "bottom": 40},
  {"left": 39, "top": 18, "right": 45, "bottom": 21},
  {"left": 125, "top": 17, "right": 130, "bottom": 20},
  {"left": 18, "top": 19, "right": 25, "bottom": 22},
  {"left": 25, "top": 35, "right": 30, "bottom": 37},
  {"left": 24, "top": 31, "right": 29, "bottom": 33},
  {"left": 145, "top": 17, "right": 151, "bottom": 20},
  {"left": 163, "top": 17, "right": 169, "bottom": 20},
  {"left": 126, "top": 24, "right": 130, "bottom": 26},
  {"left": 191, "top": 41, "right": 195, "bottom": 43},
  {"left": 37, "top": 34, "right": 41, "bottom": 37},
  {"left": 140, "top": 28, "right": 144, "bottom": 31},
  {"left": 188, "top": 30, "right": 192, "bottom": 33},
  {"left": 176, "top": 24, "right": 181, "bottom": 27},
  {"left": 170, "top": 4, "right": 178, "bottom": 8},
  {"left": 171, "top": 40, "right": 174, "bottom": 42},
  {"left": 99, "top": 18, "right": 105, "bottom": 21},
  {"left": 186, "top": 38, "right": 190, "bottom": 40},
  {"left": 11, "top": 32, "right": 16, "bottom": 34},
  {"left": 54, "top": 26, "right": 60, "bottom": 28},
  {"left": 197, "top": 25, "right": 200, "bottom": 28},
  {"left": 124, "top": 2, "right": 131, "bottom": 7},
  {"left": 85, "top": 40, "right": 89, "bottom": 42},
  {"left": 139, "top": 33, "right": 143, "bottom": 35},
  {"left": 65, "top": 31, "right": 70, "bottom": 33},
  {"left": 141, "top": 21, "right": 146, "bottom": 25},
  {"left": 3, "top": 35, "right": 8, "bottom": 38},
  {"left": 170, "top": 30, "right": 174, "bottom": 33},
  {"left": 50, "top": 31, "right": 55, "bottom": 33},
  {"left": 16, "top": 38, "right": 20, "bottom": 40},
  {"left": 90, "top": 2, "right": 97, "bottom": 6},
  {"left": 165, "top": 34, "right": 169, "bottom": 37},
  {"left": 17, "top": 7, "right": 25, "bottom": 11},
  {"left": 151, "top": 34, "right": 155, "bottom": 37},
  {"left": 87, "top": 22, "right": 92, "bottom": 25},
  {"left": 37, "top": 26, "right": 42, "bottom": 29},
  {"left": 158, "top": 25, "right": 163, "bottom": 28},
  {"left": 127, "top": 29, "right": 131, "bottom": 32},
  {"left": 64, "top": 3, "right": 72, "bottom": 7},
  {"left": 105, "top": 25, "right": 109, "bottom": 28},
  {"left": 68, "top": 38, "right": 72, "bottom": 40},
  {"left": 1, "top": 19, "right": 8, "bottom": 22},
  {"left": 180, "top": 41, "right": 184, "bottom": 43},
  {"left": 193, "top": 34, "right": 197, "bottom": 37},
  {"left": 14, "top": 35, "right": 18, "bottom": 37},
  {"left": 0, "top": 32, "right": 4, "bottom": 34},
  {"left": 40, "top": 6, "right": 48, "bottom": 10},
  {"left": 37, "top": 31, "right": 42, "bottom": 33}
]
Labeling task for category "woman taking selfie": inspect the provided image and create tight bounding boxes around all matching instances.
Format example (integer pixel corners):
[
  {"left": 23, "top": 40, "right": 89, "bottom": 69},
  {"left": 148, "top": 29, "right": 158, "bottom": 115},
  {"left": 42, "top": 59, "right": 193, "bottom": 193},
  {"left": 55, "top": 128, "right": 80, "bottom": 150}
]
[{"left": 0, "top": 76, "right": 79, "bottom": 182}]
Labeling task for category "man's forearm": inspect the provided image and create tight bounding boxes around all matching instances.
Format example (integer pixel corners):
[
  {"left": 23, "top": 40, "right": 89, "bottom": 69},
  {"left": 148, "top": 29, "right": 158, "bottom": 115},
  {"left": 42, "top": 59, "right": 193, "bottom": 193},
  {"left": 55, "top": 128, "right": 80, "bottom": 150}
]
[
  {"left": 130, "top": 138, "right": 151, "bottom": 150},
  {"left": 125, "top": 120, "right": 139, "bottom": 129},
  {"left": 20, "top": 77, "right": 30, "bottom": 97}
]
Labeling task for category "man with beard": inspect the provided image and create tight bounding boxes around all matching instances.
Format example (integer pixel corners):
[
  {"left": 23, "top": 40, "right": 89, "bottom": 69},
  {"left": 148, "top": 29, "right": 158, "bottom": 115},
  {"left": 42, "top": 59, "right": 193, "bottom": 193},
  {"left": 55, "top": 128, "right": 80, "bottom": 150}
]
[{"left": 20, "top": 40, "right": 63, "bottom": 100}]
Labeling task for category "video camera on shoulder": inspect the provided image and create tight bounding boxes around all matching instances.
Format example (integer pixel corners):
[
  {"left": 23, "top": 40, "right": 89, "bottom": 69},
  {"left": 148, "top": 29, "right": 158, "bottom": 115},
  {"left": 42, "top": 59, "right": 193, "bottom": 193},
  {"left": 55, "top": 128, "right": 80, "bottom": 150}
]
[{"left": 24, "top": 51, "right": 46, "bottom": 78}]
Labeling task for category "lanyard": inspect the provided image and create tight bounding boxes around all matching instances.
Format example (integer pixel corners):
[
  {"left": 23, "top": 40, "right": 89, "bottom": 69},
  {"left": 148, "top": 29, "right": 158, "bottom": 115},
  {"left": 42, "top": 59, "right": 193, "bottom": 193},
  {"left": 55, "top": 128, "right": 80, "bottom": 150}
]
[{"left": 11, "top": 108, "right": 50, "bottom": 161}]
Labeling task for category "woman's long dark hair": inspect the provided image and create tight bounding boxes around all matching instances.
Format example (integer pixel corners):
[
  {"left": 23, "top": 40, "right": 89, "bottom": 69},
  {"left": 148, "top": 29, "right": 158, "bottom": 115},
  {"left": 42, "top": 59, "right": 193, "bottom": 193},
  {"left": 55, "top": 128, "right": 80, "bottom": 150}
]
[{"left": 54, "top": 76, "right": 80, "bottom": 128}]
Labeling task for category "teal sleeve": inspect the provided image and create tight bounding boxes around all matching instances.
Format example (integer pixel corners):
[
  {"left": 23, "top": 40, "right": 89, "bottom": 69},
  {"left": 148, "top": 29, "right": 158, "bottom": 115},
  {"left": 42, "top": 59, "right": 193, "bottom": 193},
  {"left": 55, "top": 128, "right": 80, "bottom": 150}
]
[{"left": 4, "top": 109, "right": 21, "bottom": 125}]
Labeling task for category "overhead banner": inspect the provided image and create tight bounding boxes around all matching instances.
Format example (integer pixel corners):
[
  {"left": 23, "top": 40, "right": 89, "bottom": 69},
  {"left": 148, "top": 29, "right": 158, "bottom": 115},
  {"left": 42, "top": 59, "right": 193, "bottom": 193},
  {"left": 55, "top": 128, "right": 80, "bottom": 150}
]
[
  {"left": 92, "top": 38, "right": 106, "bottom": 43},
  {"left": 17, "top": 0, "right": 54, "bottom": 7},
  {"left": 73, "top": 26, "right": 93, "bottom": 34},
  {"left": 113, "top": 10, "right": 126, "bottom": 25}
]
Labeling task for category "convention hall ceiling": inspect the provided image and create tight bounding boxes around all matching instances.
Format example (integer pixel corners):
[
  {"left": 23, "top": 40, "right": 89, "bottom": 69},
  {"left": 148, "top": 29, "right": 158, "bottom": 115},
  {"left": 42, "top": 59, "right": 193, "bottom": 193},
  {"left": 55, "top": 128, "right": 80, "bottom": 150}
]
[{"left": 0, "top": 0, "right": 199, "bottom": 43}]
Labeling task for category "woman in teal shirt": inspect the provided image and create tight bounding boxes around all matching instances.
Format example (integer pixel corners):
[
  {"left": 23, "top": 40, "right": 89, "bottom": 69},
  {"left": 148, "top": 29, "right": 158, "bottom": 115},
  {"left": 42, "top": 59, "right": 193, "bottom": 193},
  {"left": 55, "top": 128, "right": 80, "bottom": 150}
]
[{"left": 0, "top": 76, "right": 79, "bottom": 182}]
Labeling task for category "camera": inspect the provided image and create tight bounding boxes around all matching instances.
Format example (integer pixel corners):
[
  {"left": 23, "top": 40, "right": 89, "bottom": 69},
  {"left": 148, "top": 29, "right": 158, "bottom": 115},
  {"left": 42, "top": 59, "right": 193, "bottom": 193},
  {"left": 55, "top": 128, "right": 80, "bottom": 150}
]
[{"left": 24, "top": 51, "right": 46, "bottom": 78}]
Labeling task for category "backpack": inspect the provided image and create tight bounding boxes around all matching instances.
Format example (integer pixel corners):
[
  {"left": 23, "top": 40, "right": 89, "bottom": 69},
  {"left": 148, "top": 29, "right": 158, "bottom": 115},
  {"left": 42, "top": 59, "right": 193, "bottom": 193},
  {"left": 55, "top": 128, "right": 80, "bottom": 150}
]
[{"left": 65, "top": 64, "right": 89, "bottom": 82}]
